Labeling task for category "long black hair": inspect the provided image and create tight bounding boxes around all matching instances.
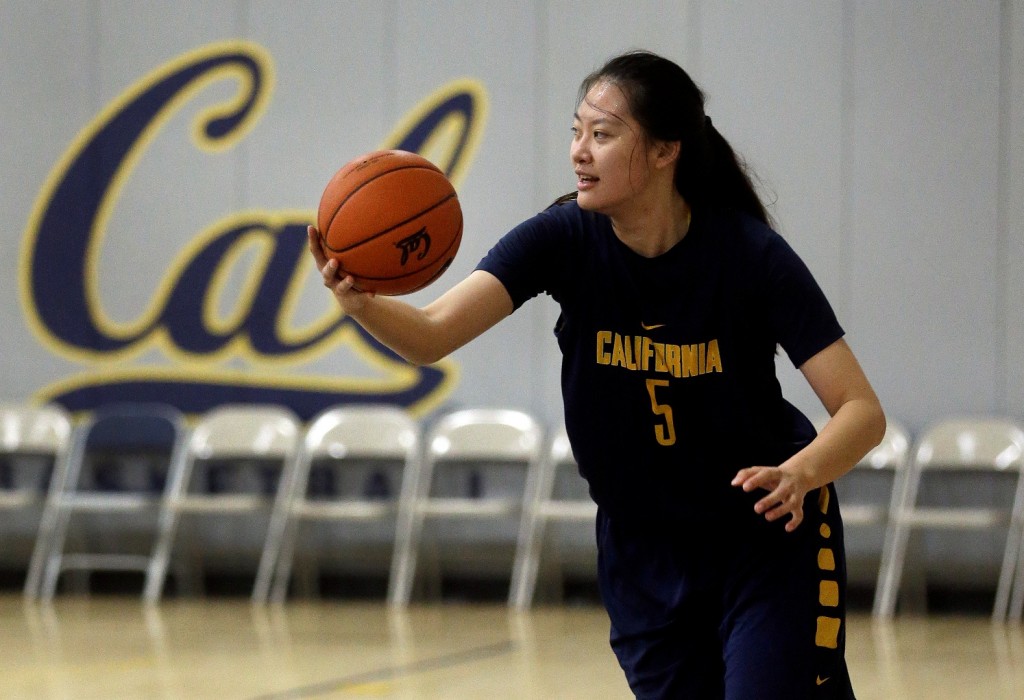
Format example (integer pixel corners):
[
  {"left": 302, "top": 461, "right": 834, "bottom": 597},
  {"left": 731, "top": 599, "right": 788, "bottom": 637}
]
[{"left": 560, "top": 50, "right": 769, "bottom": 226}]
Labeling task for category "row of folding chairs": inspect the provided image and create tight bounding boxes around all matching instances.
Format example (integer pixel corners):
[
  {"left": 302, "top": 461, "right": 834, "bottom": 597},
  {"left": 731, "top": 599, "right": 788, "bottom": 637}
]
[
  {"left": 821, "top": 415, "right": 1024, "bottom": 622},
  {"left": 0, "top": 401, "right": 591, "bottom": 609},
  {"left": 5, "top": 402, "right": 1024, "bottom": 619}
]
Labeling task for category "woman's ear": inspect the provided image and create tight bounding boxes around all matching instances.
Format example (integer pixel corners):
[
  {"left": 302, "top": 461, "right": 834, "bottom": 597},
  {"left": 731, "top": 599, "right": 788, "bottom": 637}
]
[{"left": 653, "top": 140, "right": 681, "bottom": 169}]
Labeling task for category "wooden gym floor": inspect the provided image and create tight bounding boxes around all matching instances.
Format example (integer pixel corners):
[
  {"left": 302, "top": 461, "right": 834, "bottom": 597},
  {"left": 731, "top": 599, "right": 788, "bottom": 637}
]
[{"left": 3, "top": 593, "right": 1024, "bottom": 699}]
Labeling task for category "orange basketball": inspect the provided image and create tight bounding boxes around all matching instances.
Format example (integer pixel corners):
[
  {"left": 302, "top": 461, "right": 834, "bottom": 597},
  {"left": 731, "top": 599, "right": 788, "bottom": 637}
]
[{"left": 317, "top": 149, "right": 463, "bottom": 296}]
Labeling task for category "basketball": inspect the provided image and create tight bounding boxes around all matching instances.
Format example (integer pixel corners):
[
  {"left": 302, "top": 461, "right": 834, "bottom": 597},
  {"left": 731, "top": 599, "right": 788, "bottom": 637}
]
[{"left": 316, "top": 149, "right": 463, "bottom": 296}]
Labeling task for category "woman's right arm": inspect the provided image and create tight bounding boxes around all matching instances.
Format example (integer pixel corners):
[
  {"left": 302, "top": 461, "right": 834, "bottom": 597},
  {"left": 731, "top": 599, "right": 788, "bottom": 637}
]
[{"left": 309, "top": 226, "right": 513, "bottom": 366}]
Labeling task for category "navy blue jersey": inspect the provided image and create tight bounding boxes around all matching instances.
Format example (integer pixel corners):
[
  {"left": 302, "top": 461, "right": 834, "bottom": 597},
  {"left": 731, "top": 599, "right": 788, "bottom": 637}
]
[{"left": 476, "top": 201, "right": 844, "bottom": 524}]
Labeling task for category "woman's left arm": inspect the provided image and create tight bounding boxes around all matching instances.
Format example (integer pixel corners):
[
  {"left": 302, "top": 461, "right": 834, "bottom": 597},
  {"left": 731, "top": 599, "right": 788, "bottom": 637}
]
[{"left": 731, "top": 338, "right": 886, "bottom": 531}]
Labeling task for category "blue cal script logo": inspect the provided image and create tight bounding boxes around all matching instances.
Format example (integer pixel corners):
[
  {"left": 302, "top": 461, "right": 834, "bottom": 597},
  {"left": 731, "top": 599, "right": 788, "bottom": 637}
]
[{"left": 19, "top": 41, "right": 487, "bottom": 420}]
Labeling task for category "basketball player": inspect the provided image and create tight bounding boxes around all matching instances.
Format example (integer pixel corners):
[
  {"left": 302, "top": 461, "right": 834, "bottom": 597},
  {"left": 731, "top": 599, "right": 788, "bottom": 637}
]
[{"left": 309, "top": 50, "right": 884, "bottom": 699}]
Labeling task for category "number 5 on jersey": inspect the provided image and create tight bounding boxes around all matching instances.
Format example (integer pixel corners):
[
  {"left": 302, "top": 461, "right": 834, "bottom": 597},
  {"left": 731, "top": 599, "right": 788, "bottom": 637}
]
[{"left": 645, "top": 378, "right": 676, "bottom": 446}]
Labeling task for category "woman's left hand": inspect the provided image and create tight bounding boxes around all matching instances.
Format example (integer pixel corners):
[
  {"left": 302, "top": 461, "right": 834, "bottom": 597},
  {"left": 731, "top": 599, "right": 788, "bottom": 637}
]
[{"left": 731, "top": 465, "right": 813, "bottom": 532}]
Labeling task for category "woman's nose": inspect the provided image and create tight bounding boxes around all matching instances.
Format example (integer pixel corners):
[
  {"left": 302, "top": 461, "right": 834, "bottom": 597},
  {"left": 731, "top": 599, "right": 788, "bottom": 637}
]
[{"left": 571, "top": 139, "right": 589, "bottom": 163}]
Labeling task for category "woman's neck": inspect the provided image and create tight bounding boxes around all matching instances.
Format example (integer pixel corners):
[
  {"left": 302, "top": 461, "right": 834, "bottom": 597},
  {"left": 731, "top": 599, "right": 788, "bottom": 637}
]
[{"left": 611, "top": 193, "right": 692, "bottom": 258}]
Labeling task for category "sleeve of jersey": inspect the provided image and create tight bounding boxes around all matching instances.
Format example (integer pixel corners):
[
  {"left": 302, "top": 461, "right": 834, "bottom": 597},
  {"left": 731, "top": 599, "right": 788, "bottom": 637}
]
[
  {"left": 764, "top": 233, "right": 845, "bottom": 368},
  {"left": 474, "top": 205, "right": 572, "bottom": 311}
]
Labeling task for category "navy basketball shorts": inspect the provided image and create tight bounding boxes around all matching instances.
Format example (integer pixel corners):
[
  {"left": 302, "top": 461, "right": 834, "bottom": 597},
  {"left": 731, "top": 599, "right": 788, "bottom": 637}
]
[{"left": 596, "top": 485, "right": 855, "bottom": 699}]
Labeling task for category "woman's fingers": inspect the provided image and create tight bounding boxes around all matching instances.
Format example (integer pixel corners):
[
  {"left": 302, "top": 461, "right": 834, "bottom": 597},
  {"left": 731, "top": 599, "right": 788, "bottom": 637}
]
[
  {"left": 309, "top": 224, "right": 375, "bottom": 314},
  {"left": 309, "top": 226, "right": 346, "bottom": 288},
  {"left": 322, "top": 258, "right": 341, "bottom": 287},
  {"left": 733, "top": 465, "right": 806, "bottom": 531},
  {"left": 308, "top": 225, "right": 329, "bottom": 268}
]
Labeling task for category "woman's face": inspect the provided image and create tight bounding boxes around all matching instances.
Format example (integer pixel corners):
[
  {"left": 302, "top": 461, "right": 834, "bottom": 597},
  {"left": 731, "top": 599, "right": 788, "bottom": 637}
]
[{"left": 570, "top": 80, "right": 654, "bottom": 215}]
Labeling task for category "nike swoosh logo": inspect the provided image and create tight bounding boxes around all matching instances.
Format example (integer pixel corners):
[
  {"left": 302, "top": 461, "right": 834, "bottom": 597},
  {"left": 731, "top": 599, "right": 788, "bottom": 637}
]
[
  {"left": 641, "top": 323, "right": 666, "bottom": 331},
  {"left": 816, "top": 676, "right": 830, "bottom": 686}
]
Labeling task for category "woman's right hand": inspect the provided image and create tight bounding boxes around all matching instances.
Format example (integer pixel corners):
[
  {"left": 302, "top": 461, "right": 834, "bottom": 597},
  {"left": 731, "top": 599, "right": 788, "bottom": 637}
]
[{"left": 307, "top": 225, "right": 375, "bottom": 313}]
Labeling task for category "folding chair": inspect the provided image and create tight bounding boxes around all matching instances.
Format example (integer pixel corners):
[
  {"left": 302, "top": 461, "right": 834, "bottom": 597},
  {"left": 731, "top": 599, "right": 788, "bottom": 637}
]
[
  {"left": 388, "top": 408, "right": 544, "bottom": 607},
  {"left": 29, "top": 403, "right": 187, "bottom": 601},
  {"left": 1008, "top": 499, "right": 1024, "bottom": 621},
  {"left": 144, "top": 404, "right": 301, "bottom": 603},
  {"left": 872, "top": 417, "right": 1024, "bottom": 621},
  {"left": 510, "top": 422, "right": 596, "bottom": 610},
  {"left": 0, "top": 403, "right": 74, "bottom": 597},
  {"left": 253, "top": 404, "right": 421, "bottom": 604}
]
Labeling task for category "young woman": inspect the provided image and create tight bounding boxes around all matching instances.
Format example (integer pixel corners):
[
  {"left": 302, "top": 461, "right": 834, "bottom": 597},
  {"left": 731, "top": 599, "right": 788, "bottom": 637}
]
[{"left": 309, "top": 50, "right": 884, "bottom": 700}]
